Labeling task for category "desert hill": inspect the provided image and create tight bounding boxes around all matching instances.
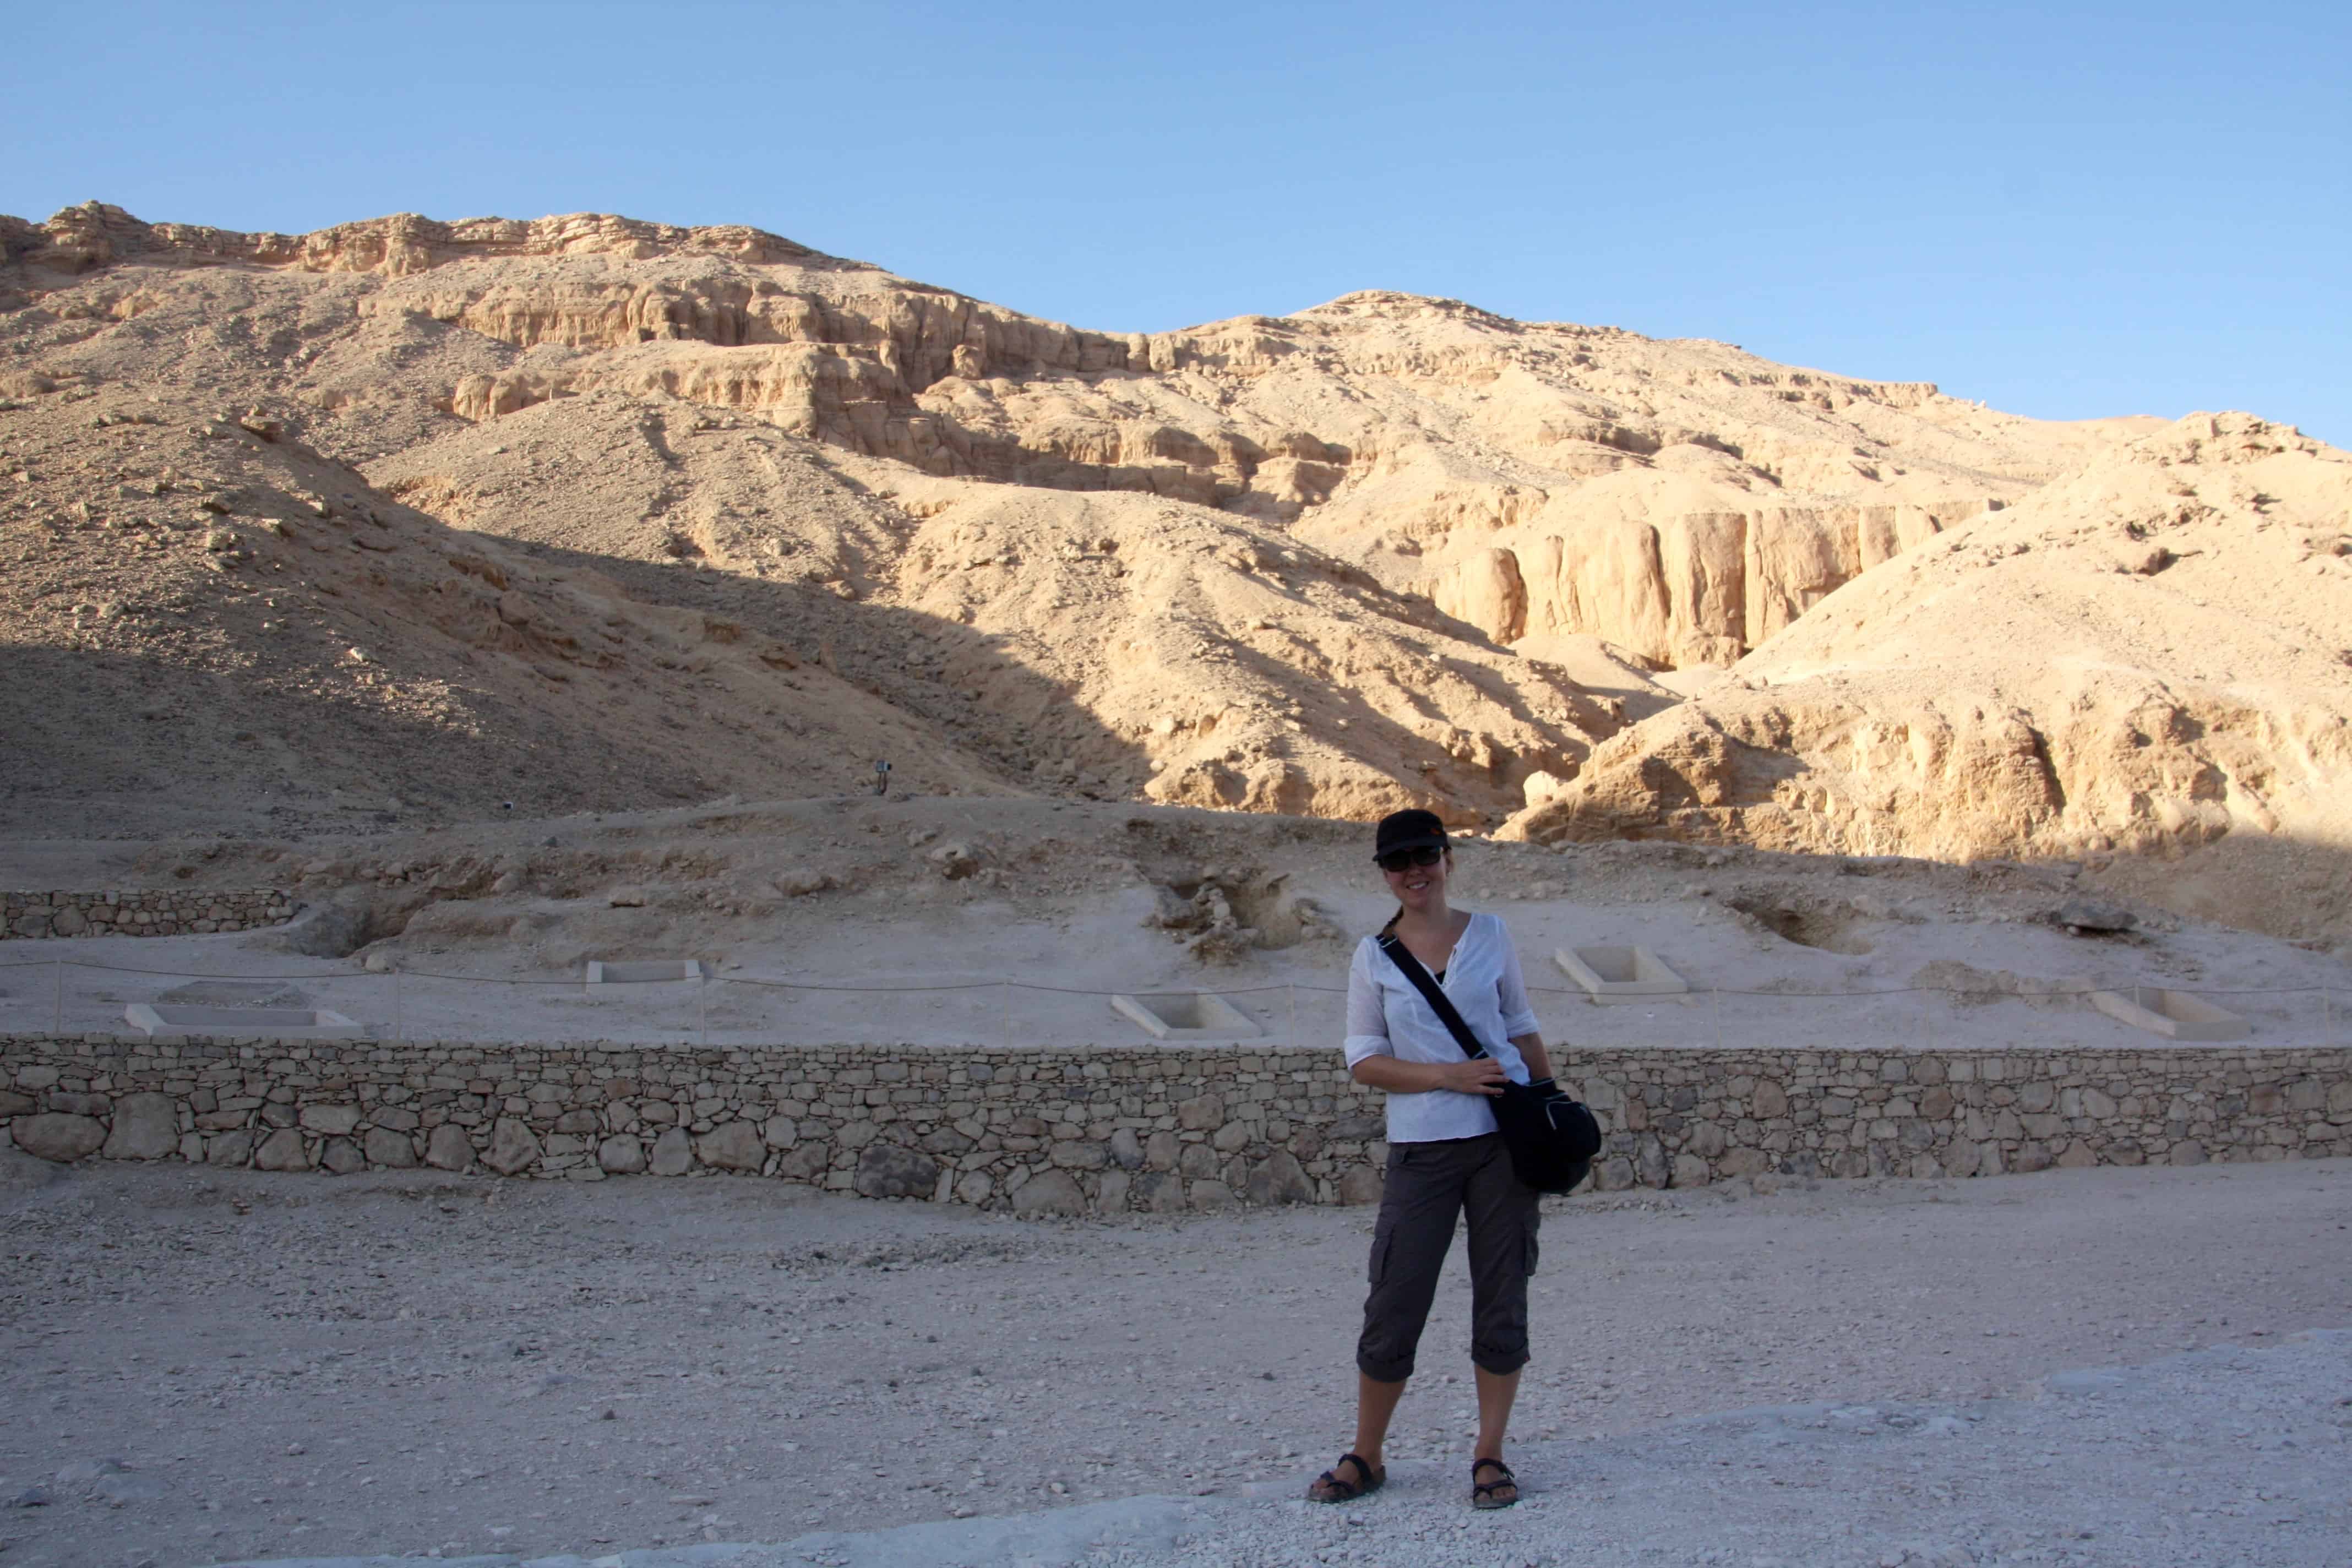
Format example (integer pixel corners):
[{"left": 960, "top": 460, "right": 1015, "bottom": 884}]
[
  {"left": 4, "top": 202, "right": 2349, "bottom": 944},
  {"left": 1503, "top": 412, "right": 2352, "bottom": 943}
]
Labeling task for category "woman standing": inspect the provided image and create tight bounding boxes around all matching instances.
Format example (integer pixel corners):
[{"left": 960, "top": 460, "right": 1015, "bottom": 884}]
[{"left": 1307, "top": 809, "right": 1553, "bottom": 1511}]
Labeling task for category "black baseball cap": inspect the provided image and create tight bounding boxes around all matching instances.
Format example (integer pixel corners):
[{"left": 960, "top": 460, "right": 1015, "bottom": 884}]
[{"left": 1373, "top": 808, "right": 1448, "bottom": 861}]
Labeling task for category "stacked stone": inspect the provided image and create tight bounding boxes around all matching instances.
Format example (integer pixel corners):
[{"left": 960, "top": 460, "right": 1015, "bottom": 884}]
[
  {"left": 1, "top": 890, "right": 295, "bottom": 939},
  {"left": 1, "top": 1034, "right": 2346, "bottom": 1211}
]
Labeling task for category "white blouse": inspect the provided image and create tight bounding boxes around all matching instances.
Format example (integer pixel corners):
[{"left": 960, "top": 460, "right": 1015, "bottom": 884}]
[{"left": 1342, "top": 911, "right": 1543, "bottom": 1145}]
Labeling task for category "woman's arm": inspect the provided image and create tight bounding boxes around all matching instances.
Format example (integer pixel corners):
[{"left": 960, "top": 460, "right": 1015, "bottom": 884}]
[
  {"left": 1351, "top": 1054, "right": 1506, "bottom": 1096},
  {"left": 1509, "top": 1033, "right": 1554, "bottom": 1082}
]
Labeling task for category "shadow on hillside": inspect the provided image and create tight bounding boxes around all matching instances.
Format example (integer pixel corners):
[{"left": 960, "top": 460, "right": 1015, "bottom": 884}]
[
  {"left": 498, "top": 535, "right": 1145, "bottom": 796},
  {"left": 0, "top": 545, "right": 1142, "bottom": 837}
]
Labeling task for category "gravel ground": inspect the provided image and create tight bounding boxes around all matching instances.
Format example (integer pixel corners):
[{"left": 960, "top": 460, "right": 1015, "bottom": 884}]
[{"left": 0, "top": 1152, "right": 2345, "bottom": 1567}]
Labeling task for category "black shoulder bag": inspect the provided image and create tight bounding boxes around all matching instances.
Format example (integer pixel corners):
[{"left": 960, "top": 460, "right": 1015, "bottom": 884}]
[{"left": 1376, "top": 932, "right": 1602, "bottom": 1194}]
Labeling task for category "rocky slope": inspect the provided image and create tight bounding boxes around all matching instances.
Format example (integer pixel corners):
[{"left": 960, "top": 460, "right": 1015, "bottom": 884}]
[
  {"left": 1504, "top": 413, "right": 2352, "bottom": 943},
  {"left": 5, "top": 203, "right": 2349, "bottom": 945}
]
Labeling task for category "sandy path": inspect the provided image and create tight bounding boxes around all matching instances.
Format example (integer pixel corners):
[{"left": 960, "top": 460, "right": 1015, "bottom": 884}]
[{"left": 0, "top": 1154, "right": 2345, "bottom": 1566}]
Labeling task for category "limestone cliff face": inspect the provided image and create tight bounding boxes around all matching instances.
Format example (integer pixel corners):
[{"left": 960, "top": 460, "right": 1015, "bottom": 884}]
[
  {"left": 1502, "top": 415, "right": 2352, "bottom": 945},
  {"left": 1443, "top": 497, "right": 2006, "bottom": 667}
]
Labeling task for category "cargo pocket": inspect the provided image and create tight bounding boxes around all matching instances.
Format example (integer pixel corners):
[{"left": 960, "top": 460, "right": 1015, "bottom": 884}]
[
  {"left": 1368, "top": 1210, "right": 1397, "bottom": 1286},
  {"left": 1521, "top": 1206, "right": 1542, "bottom": 1280}
]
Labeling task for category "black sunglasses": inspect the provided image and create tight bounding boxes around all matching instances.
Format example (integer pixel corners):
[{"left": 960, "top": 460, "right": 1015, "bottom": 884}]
[{"left": 1377, "top": 845, "right": 1445, "bottom": 874}]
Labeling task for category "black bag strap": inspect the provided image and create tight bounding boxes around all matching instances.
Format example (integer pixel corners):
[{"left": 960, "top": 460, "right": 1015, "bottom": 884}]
[{"left": 1375, "top": 932, "right": 1490, "bottom": 1062}]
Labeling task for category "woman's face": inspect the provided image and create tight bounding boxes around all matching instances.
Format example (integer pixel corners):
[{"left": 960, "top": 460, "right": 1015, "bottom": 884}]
[{"left": 1381, "top": 846, "right": 1451, "bottom": 911}]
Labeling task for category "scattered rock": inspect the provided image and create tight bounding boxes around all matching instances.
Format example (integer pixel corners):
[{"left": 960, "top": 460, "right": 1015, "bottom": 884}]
[
  {"left": 927, "top": 843, "right": 980, "bottom": 880},
  {"left": 2055, "top": 898, "right": 2137, "bottom": 935}
]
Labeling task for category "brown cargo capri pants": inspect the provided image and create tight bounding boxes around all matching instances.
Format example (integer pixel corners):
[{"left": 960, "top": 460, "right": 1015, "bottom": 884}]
[{"left": 1356, "top": 1131, "right": 1540, "bottom": 1382}]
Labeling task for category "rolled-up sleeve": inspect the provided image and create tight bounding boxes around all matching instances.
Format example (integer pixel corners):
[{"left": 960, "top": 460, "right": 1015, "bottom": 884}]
[
  {"left": 1495, "top": 925, "right": 1542, "bottom": 1040},
  {"left": 1342, "top": 938, "right": 1393, "bottom": 1070}
]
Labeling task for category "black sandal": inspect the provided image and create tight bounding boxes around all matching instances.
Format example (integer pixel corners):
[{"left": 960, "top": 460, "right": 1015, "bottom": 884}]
[
  {"left": 1471, "top": 1456, "right": 1518, "bottom": 1509},
  {"left": 1306, "top": 1452, "right": 1386, "bottom": 1503}
]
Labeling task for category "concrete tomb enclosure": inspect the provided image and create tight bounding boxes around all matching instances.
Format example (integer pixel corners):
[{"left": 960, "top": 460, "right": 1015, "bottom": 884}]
[
  {"left": 2090, "top": 987, "right": 2253, "bottom": 1042},
  {"left": 121, "top": 1004, "right": 360, "bottom": 1040},
  {"left": 1555, "top": 945, "right": 1693, "bottom": 1005},
  {"left": 585, "top": 960, "right": 707, "bottom": 986},
  {"left": 1109, "top": 992, "right": 1265, "bottom": 1039}
]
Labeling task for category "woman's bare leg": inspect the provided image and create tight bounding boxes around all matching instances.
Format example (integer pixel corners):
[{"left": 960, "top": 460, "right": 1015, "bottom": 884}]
[
  {"left": 1473, "top": 1364, "right": 1521, "bottom": 1467},
  {"left": 1351, "top": 1372, "right": 1408, "bottom": 1468}
]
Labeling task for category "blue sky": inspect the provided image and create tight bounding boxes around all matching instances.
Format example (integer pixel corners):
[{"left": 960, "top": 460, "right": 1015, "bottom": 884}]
[{"left": 6, "top": 1, "right": 2345, "bottom": 442}]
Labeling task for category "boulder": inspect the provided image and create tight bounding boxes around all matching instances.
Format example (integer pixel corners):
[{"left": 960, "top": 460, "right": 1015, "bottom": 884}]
[
  {"left": 774, "top": 1140, "right": 829, "bottom": 1182},
  {"left": 320, "top": 1137, "right": 366, "bottom": 1175},
  {"left": 1137, "top": 1170, "right": 1186, "bottom": 1213},
  {"left": 1335, "top": 1165, "right": 1385, "bottom": 1205},
  {"left": 270, "top": 901, "right": 370, "bottom": 959},
  {"left": 855, "top": 1142, "right": 940, "bottom": 1199},
  {"left": 1010, "top": 1169, "right": 1085, "bottom": 1216},
  {"left": 1243, "top": 1148, "right": 1312, "bottom": 1206},
  {"left": 1177, "top": 1093, "right": 1224, "bottom": 1131},
  {"left": 2055, "top": 899, "right": 2136, "bottom": 935},
  {"left": 597, "top": 1135, "right": 646, "bottom": 1174},
  {"left": 13, "top": 1113, "right": 104, "bottom": 1163},
  {"left": 482, "top": 1118, "right": 542, "bottom": 1175},
  {"left": 1188, "top": 1179, "right": 1235, "bottom": 1211},
  {"left": 647, "top": 1126, "right": 693, "bottom": 1177},
  {"left": 298, "top": 1104, "right": 362, "bottom": 1136},
  {"left": 252, "top": 1128, "right": 311, "bottom": 1171},
  {"left": 423, "top": 1123, "right": 474, "bottom": 1171},
  {"left": 101, "top": 1093, "right": 179, "bottom": 1160},
  {"left": 696, "top": 1121, "right": 764, "bottom": 1172},
  {"left": 206, "top": 1130, "right": 253, "bottom": 1166},
  {"left": 363, "top": 1128, "right": 417, "bottom": 1168}
]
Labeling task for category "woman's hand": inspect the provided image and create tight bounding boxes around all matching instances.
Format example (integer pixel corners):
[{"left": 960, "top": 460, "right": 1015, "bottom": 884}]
[{"left": 1435, "top": 1058, "right": 1508, "bottom": 1097}]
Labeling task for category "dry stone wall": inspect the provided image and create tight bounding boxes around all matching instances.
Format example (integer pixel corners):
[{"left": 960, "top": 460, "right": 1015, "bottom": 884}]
[
  {"left": 2, "top": 890, "right": 293, "bottom": 940},
  {"left": 3, "top": 1035, "right": 2346, "bottom": 1209}
]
